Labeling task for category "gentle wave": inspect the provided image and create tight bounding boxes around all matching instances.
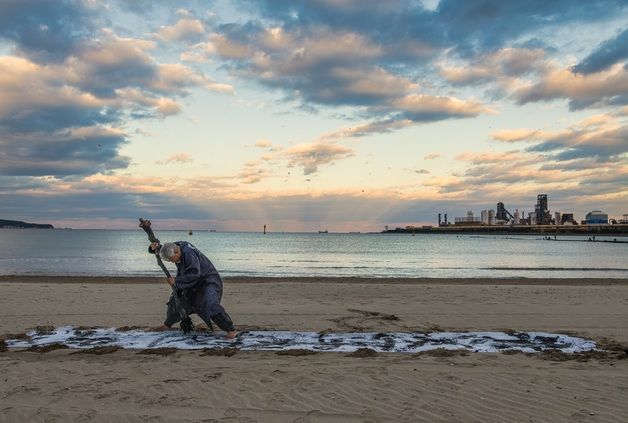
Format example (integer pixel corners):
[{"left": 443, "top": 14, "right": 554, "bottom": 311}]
[{"left": 483, "top": 267, "right": 628, "bottom": 272}]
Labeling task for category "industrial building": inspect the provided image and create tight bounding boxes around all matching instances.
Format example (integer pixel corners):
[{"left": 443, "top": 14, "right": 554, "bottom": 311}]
[
  {"left": 496, "top": 202, "right": 514, "bottom": 222},
  {"left": 454, "top": 211, "right": 481, "bottom": 226},
  {"left": 435, "top": 194, "right": 620, "bottom": 228},
  {"left": 481, "top": 210, "right": 488, "bottom": 225},
  {"left": 534, "top": 194, "right": 552, "bottom": 225},
  {"left": 585, "top": 210, "right": 608, "bottom": 224},
  {"left": 560, "top": 213, "right": 576, "bottom": 225}
]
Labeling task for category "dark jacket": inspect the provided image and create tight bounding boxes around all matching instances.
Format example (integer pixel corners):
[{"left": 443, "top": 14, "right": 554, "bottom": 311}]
[{"left": 172, "top": 241, "right": 222, "bottom": 290}]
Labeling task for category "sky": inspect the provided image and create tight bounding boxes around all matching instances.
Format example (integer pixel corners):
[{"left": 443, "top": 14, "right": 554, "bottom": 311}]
[{"left": 0, "top": 0, "right": 626, "bottom": 231}]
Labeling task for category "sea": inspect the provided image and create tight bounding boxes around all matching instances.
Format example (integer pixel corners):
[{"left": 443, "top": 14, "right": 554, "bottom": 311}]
[{"left": 0, "top": 229, "right": 626, "bottom": 279}]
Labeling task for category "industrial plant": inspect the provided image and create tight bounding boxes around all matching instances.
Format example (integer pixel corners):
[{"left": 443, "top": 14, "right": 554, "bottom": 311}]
[
  {"left": 385, "top": 194, "right": 627, "bottom": 235},
  {"left": 441, "top": 194, "right": 616, "bottom": 227}
]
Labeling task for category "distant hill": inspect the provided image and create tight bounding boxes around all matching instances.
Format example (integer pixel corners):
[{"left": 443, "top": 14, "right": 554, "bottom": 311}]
[{"left": 0, "top": 219, "right": 54, "bottom": 229}]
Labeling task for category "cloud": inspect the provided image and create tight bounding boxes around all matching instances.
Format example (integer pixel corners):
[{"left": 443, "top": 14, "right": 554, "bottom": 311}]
[
  {"left": 0, "top": 0, "right": 97, "bottom": 62},
  {"left": 214, "top": 27, "right": 415, "bottom": 106},
  {"left": 2, "top": 159, "right": 625, "bottom": 231},
  {"left": 242, "top": 0, "right": 626, "bottom": 57},
  {"left": 424, "top": 153, "right": 441, "bottom": 160},
  {"left": 239, "top": 162, "right": 274, "bottom": 184},
  {"left": 527, "top": 125, "right": 628, "bottom": 161},
  {"left": 157, "top": 153, "right": 194, "bottom": 164},
  {"left": 440, "top": 48, "right": 546, "bottom": 85},
  {"left": 0, "top": 56, "right": 131, "bottom": 176},
  {"left": 66, "top": 36, "right": 234, "bottom": 98},
  {"left": 321, "top": 119, "right": 415, "bottom": 140},
  {"left": 514, "top": 63, "right": 628, "bottom": 110},
  {"left": 238, "top": 137, "right": 356, "bottom": 183},
  {"left": 390, "top": 94, "right": 491, "bottom": 121},
  {"left": 208, "top": 10, "right": 498, "bottom": 132},
  {"left": 0, "top": 56, "right": 116, "bottom": 131},
  {"left": 0, "top": 23, "right": 232, "bottom": 177},
  {"left": 0, "top": 180, "right": 211, "bottom": 222},
  {"left": 285, "top": 141, "right": 355, "bottom": 175},
  {"left": 115, "top": 88, "right": 182, "bottom": 116},
  {"left": 319, "top": 94, "right": 490, "bottom": 142},
  {"left": 67, "top": 36, "right": 158, "bottom": 97},
  {"left": 255, "top": 139, "right": 273, "bottom": 148},
  {"left": 180, "top": 42, "right": 217, "bottom": 63},
  {"left": 151, "top": 63, "right": 234, "bottom": 95},
  {"left": 0, "top": 126, "right": 130, "bottom": 177},
  {"left": 212, "top": 0, "right": 626, "bottom": 120},
  {"left": 491, "top": 128, "right": 543, "bottom": 142},
  {"left": 433, "top": 112, "right": 628, "bottom": 211},
  {"left": 434, "top": 0, "right": 627, "bottom": 56},
  {"left": 574, "top": 28, "right": 628, "bottom": 74},
  {"left": 492, "top": 112, "right": 628, "bottom": 162},
  {"left": 0, "top": 171, "right": 451, "bottom": 230},
  {"left": 157, "top": 18, "right": 205, "bottom": 42}
]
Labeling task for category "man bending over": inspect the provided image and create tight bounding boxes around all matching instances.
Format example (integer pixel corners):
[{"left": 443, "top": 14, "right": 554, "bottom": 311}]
[{"left": 150, "top": 241, "right": 237, "bottom": 339}]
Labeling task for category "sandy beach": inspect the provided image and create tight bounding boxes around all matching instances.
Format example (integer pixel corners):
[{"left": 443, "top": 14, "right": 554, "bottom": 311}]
[{"left": 1, "top": 276, "right": 627, "bottom": 422}]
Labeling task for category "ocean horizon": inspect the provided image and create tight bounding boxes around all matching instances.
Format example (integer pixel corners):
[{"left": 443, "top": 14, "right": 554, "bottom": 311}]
[{"left": 0, "top": 229, "right": 626, "bottom": 279}]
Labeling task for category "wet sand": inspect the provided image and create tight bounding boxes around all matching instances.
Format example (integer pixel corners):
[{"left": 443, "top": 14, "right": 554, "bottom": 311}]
[{"left": 1, "top": 276, "right": 627, "bottom": 422}]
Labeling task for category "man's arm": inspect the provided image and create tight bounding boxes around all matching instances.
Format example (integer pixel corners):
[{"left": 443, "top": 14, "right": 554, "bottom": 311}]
[{"left": 175, "top": 248, "right": 202, "bottom": 289}]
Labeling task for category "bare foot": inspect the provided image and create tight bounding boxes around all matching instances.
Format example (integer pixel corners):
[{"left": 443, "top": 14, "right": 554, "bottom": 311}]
[{"left": 226, "top": 330, "right": 237, "bottom": 339}]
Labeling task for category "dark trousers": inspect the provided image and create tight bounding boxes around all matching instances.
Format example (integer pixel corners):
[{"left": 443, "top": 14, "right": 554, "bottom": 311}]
[{"left": 164, "top": 278, "right": 233, "bottom": 331}]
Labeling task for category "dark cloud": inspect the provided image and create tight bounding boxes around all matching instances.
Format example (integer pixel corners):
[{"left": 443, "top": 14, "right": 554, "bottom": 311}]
[
  {"left": 239, "top": 0, "right": 440, "bottom": 48},
  {"left": 514, "top": 64, "right": 628, "bottom": 110},
  {"left": 0, "top": 188, "right": 210, "bottom": 221},
  {"left": 0, "top": 0, "right": 96, "bottom": 62},
  {"left": 1, "top": 174, "right": 625, "bottom": 229},
  {"left": 0, "top": 129, "right": 130, "bottom": 176},
  {"left": 435, "top": 0, "right": 626, "bottom": 56},
  {"left": 213, "top": 0, "right": 626, "bottom": 126},
  {"left": 116, "top": 0, "right": 171, "bottom": 14},
  {"left": 568, "top": 95, "right": 628, "bottom": 111},
  {"left": 115, "top": 0, "right": 209, "bottom": 15},
  {"left": 0, "top": 176, "right": 52, "bottom": 191},
  {"left": 241, "top": 0, "right": 626, "bottom": 56},
  {"left": 526, "top": 126, "right": 628, "bottom": 161},
  {"left": 0, "top": 102, "right": 120, "bottom": 134},
  {"left": 578, "top": 171, "right": 628, "bottom": 187},
  {"left": 539, "top": 158, "right": 614, "bottom": 172},
  {"left": 574, "top": 28, "right": 628, "bottom": 74},
  {"left": 71, "top": 38, "right": 158, "bottom": 97}
]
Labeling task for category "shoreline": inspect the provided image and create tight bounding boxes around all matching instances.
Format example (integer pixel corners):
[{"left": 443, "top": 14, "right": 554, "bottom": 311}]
[
  {"left": 384, "top": 224, "right": 628, "bottom": 235},
  {"left": 1, "top": 275, "right": 628, "bottom": 285}
]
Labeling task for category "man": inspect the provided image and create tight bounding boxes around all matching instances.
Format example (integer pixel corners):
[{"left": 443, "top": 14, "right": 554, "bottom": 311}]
[{"left": 150, "top": 241, "right": 237, "bottom": 338}]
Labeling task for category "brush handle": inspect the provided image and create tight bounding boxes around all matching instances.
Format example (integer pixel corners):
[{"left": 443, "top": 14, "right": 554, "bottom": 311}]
[{"left": 139, "top": 218, "right": 171, "bottom": 278}]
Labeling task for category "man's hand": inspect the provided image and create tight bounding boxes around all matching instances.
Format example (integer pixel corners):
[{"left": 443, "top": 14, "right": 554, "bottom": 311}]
[
  {"left": 150, "top": 242, "right": 159, "bottom": 252},
  {"left": 167, "top": 276, "right": 175, "bottom": 287}
]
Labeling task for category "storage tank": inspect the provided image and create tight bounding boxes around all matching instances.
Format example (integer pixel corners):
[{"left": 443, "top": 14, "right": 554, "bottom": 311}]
[{"left": 585, "top": 210, "right": 608, "bottom": 224}]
